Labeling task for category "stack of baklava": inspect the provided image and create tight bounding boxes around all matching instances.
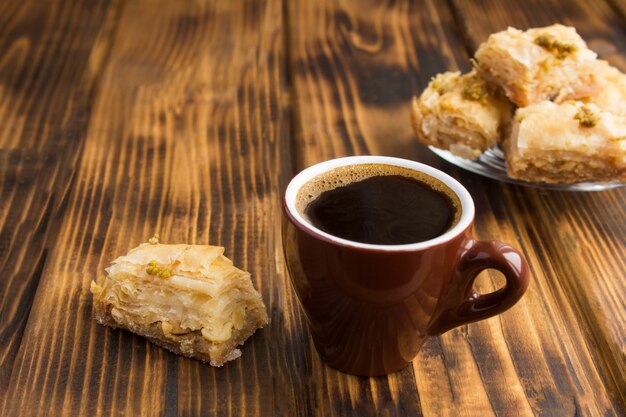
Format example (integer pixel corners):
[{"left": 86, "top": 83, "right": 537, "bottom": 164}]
[{"left": 412, "top": 24, "right": 626, "bottom": 183}]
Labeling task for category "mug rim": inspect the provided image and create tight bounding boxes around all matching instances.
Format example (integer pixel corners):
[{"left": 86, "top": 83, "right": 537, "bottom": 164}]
[{"left": 284, "top": 156, "right": 475, "bottom": 252}]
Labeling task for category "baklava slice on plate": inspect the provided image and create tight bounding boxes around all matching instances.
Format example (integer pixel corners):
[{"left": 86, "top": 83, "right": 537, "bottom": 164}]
[
  {"left": 582, "top": 60, "right": 626, "bottom": 117},
  {"left": 506, "top": 101, "right": 626, "bottom": 183},
  {"left": 412, "top": 70, "right": 513, "bottom": 159},
  {"left": 474, "top": 24, "right": 600, "bottom": 106}
]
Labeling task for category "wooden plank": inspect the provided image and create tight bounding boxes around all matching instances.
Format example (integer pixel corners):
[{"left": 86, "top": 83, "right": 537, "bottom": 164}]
[
  {"left": 0, "top": 0, "right": 120, "bottom": 397},
  {"left": 448, "top": 0, "right": 626, "bottom": 411},
  {"left": 289, "top": 0, "right": 624, "bottom": 416},
  {"left": 288, "top": 0, "right": 468, "bottom": 168},
  {"left": 607, "top": 0, "right": 626, "bottom": 25},
  {"left": 287, "top": 1, "right": 463, "bottom": 416},
  {"left": 2, "top": 0, "right": 300, "bottom": 416}
]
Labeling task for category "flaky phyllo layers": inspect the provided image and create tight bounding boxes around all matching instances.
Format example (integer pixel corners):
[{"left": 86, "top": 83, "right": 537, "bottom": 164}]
[
  {"left": 411, "top": 24, "right": 626, "bottom": 183},
  {"left": 474, "top": 24, "right": 600, "bottom": 106},
  {"left": 91, "top": 239, "right": 268, "bottom": 366},
  {"left": 506, "top": 101, "right": 626, "bottom": 183},
  {"left": 412, "top": 70, "right": 513, "bottom": 159}
]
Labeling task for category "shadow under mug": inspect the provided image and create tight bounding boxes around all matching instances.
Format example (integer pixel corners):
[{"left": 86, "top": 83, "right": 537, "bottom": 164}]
[{"left": 282, "top": 156, "right": 530, "bottom": 376}]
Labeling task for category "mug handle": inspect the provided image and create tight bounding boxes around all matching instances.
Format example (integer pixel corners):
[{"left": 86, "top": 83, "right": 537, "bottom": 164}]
[{"left": 427, "top": 239, "right": 530, "bottom": 336}]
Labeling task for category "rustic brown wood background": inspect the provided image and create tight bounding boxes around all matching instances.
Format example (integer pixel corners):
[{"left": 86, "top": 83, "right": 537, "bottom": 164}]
[{"left": 0, "top": 0, "right": 624, "bottom": 415}]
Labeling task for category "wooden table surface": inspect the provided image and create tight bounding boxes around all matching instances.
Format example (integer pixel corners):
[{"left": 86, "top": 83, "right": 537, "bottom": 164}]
[{"left": 1, "top": 0, "right": 625, "bottom": 415}]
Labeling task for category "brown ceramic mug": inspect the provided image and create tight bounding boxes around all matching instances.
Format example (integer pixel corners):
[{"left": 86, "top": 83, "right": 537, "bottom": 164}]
[{"left": 282, "top": 156, "right": 529, "bottom": 376}]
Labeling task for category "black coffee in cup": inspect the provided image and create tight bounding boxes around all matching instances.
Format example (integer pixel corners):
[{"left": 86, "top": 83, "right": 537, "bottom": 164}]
[{"left": 296, "top": 164, "right": 461, "bottom": 245}]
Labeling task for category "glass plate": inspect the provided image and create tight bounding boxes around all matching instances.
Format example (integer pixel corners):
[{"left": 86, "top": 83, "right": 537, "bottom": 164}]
[{"left": 429, "top": 145, "right": 626, "bottom": 192}]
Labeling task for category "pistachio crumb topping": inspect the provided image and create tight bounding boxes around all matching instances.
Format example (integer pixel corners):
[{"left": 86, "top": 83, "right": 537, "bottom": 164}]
[
  {"left": 462, "top": 79, "right": 488, "bottom": 101},
  {"left": 146, "top": 260, "right": 172, "bottom": 279},
  {"left": 534, "top": 34, "right": 577, "bottom": 59},
  {"left": 430, "top": 73, "right": 459, "bottom": 95},
  {"left": 574, "top": 106, "right": 598, "bottom": 128},
  {"left": 431, "top": 79, "right": 448, "bottom": 95},
  {"left": 539, "top": 56, "right": 556, "bottom": 71}
]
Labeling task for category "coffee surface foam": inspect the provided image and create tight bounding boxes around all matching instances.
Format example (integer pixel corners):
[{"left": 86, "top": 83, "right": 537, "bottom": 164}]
[{"left": 296, "top": 163, "right": 462, "bottom": 228}]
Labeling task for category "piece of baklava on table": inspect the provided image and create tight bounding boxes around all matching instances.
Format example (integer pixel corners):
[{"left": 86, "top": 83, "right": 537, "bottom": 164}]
[
  {"left": 474, "top": 24, "right": 600, "bottom": 107},
  {"left": 505, "top": 101, "right": 626, "bottom": 183},
  {"left": 91, "top": 238, "right": 269, "bottom": 366},
  {"left": 411, "top": 70, "right": 513, "bottom": 159}
]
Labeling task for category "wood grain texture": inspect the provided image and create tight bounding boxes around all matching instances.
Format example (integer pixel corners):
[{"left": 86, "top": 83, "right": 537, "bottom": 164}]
[
  {"left": 0, "top": 0, "right": 624, "bottom": 416},
  {"left": 287, "top": 1, "right": 470, "bottom": 416},
  {"left": 2, "top": 0, "right": 298, "bottom": 415},
  {"left": 288, "top": 0, "right": 468, "bottom": 168},
  {"left": 607, "top": 0, "right": 626, "bottom": 25},
  {"left": 0, "top": 0, "right": 120, "bottom": 397},
  {"left": 288, "top": 0, "right": 625, "bottom": 416}
]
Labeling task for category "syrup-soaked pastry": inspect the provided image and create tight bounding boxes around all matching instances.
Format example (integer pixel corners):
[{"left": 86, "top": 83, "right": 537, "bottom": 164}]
[
  {"left": 411, "top": 70, "right": 513, "bottom": 159},
  {"left": 91, "top": 237, "right": 268, "bottom": 366},
  {"left": 506, "top": 101, "right": 626, "bottom": 183},
  {"left": 474, "top": 24, "right": 600, "bottom": 107},
  {"left": 580, "top": 60, "right": 626, "bottom": 117}
]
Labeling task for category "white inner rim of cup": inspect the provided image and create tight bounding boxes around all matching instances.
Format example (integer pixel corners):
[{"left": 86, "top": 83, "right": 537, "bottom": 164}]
[{"left": 285, "top": 156, "right": 475, "bottom": 251}]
